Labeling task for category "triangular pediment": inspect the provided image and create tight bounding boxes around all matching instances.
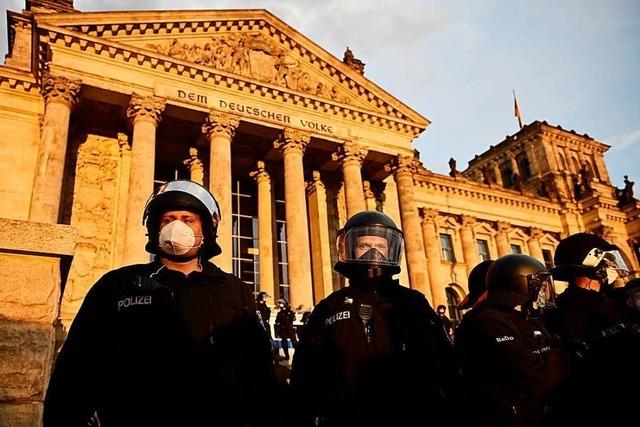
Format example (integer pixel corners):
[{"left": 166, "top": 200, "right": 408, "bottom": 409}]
[{"left": 33, "top": 9, "right": 429, "bottom": 130}]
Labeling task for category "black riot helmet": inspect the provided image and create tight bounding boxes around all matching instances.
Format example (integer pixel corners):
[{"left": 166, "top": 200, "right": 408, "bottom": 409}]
[
  {"left": 486, "top": 254, "right": 556, "bottom": 309},
  {"left": 459, "top": 260, "right": 494, "bottom": 310},
  {"left": 552, "top": 233, "right": 630, "bottom": 285},
  {"left": 335, "top": 211, "right": 404, "bottom": 279},
  {"left": 143, "top": 180, "right": 221, "bottom": 260}
]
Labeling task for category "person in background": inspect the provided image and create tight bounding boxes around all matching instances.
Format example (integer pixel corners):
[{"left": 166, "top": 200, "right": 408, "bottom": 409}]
[{"left": 274, "top": 298, "right": 298, "bottom": 360}]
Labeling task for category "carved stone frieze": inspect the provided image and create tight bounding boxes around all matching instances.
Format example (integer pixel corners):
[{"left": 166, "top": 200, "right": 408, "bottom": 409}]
[
  {"left": 529, "top": 227, "right": 543, "bottom": 240},
  {"left": 201, "top": 111, "right": 239, "bottom": 140},
  {"left": 126, "top": 94, "right": 166, "bottom": 125},
  {"left": 146, "top": 33, "right": 352, "bottom": 105},
  {"left": 460, "top": 215, "right": 476, "bottom": 229},
  {"left": 273, "top": 128, "right": 310, "bottom": 155},
  {"left": 41, "top": 72, "right": 81, "bottom": 106},
  {"left": 332, "top": 141, "right": 368, "bottom": 167},
  {"left": 496, "top": 221, "right": 512, "bottom": 233}
]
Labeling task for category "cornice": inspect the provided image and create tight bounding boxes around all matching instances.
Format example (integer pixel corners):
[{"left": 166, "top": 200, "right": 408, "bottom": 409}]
[
  {"left": 32, "top": 10, "right": 429, "bottom": 133},
  {"left": 413, "top": 171, "right": 563, "bottom": 215},
  {"left": 0, "top": 66, "right": 40, "bottom": 95}
]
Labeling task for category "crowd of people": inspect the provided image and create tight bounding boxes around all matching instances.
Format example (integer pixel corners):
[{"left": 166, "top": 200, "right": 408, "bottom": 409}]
[{"left": 42, "top": 179, "right": 640, "bottom": 426}]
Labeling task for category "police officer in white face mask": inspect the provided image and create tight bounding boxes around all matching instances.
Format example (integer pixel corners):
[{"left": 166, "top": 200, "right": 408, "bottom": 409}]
[{"left": 44, "top": 180, "right": 277, "bottom": 427}]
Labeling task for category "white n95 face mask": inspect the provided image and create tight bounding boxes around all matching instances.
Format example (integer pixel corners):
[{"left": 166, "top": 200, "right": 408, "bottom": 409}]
[{"left": 158, "top": 220, "right": 202, "bottom": 255}]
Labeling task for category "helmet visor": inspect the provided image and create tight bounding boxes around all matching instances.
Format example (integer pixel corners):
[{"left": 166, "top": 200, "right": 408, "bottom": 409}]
[
  {"left": 582, "top": 247, "right": 630, "bottom": 278},
  {"left": 337, "top": 225, "right": 404, "bottom": 267},
  {"left": 527, "top": 272, "right": 556, "bottom": 309},
  {"left": 143, "top": 180, "right": 220, "bottom": 227}
]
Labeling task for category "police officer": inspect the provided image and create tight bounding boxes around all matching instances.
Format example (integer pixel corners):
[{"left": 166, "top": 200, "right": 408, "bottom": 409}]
[
  {"left": 274, "top": 298, "right": 298, "bottom": 360},
  {"left": 291, "top": 211, "right": 457, "bottom": 427},
  {"left": 548, "top": 233, "right": 638, "bottom": 426},
  {"left": 44, "top": 180, "right": 276, "bottom": 427},
  {"left": 455, "top": 254, "right": 570, "bottom": 427},
  {"left": 256, "top": 291, "right": 272, "bottom": 336},
  {"left": 458, "top": 260, "right": 494, "bottom": 313}
]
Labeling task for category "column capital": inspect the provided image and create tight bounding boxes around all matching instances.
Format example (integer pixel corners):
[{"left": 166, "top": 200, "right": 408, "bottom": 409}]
[
  {"left": 202, "top": 110, "right": 239, "bottom": 140},
  {"left": 273, "top": 128, "right": 310, "bottom": 155},
  {"left": 41, "top": 72, "right": 81, "bottom": 107},
  {"left": 385, "top": 154, "right": 419, "bottom": 178},
  {"left": 249, "top": 160, "right": 271, "bottom": 184},
  {"left": 126, "top": 93, "right": 166, "bottom": 125},
  {"left": 331, "top": 140, "right": 368, "bottom": 168},
  {"left": 496, "top": 221, "right": 512, "bottom": 233},
  {"left": 419, "top": 207, "right": 439, "bottom": 224},
  {"left": 306, "top": 170, "right": 325, "bottom": 196},
  {"left": 460, "top": 215, "right": 476, "bottom": 229},
  {"left": 528, "top": 227, "right": 544, "bottom": 240}
]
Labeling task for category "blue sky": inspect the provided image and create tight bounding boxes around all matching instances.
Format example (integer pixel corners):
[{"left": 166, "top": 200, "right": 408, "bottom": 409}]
[{"left": 2, "top": 0, "right": 638, "bottom": 187}]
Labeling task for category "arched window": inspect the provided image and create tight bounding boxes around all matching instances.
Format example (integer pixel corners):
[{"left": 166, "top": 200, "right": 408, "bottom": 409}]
[
  {"left": 558, "top": 152, "right": 567, "bottom": 170},
  {"left": 572, "top": 157, "right": 580, "bottom": 174}
]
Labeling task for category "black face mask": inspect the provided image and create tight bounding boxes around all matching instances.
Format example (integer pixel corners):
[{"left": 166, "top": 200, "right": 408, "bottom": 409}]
[{"left": 358, "top": 248, "right": 388, "bottom": 263}]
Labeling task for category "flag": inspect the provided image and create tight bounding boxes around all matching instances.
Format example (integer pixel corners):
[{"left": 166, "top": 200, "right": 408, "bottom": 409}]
[{"left": 513, "top": 90, "right": 523, "bottom": 129}]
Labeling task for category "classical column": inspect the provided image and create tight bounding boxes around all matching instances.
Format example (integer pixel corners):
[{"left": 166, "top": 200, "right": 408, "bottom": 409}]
[
  {"left": 122, "top": 94, "right": 166, "bottom": 264},
  {"left": 459, "top": 215, "right": 479, "bottom": 275},
  {"left": 306, "top": 171, "right": 334, "bottom": 303},
  {"left": 508, "top": 152, "right": 520, "bottom": 176},
  {"left": 332, "top": 141, "right": 368, "bottom": 218},
  {"left": 29, "top": 73, "right": 81, "bottom": 223},
  {"left": 202, "top": 111, "right": 239, "bottom": 271},
  {"left": 491, "top": 161, "right": 503, "bottom": 186},
  {"left": 386, "top": 156, "right": 431, "bottom": 299},
  {"left": 381, "top": 176, "right": 410, "bottom": 286},
  {"left": 527, "top": 227, "right": 544, "bottom": 262},
  {"left": 495, "top": 221, "right": 512, "bottom": 256},
  {"left": 274, "top": 128, "right": 313, "bottom": 309},
  {"left": 250, "top": 161, "right": 275, "bottom": 303},
  {"left": 418, "top": 208, "right": 440, "bottom": 304},
  {"left": 183, "top": 147, "right": 204, "bottom": 185},
  {"left": 363, "top": 180, "right": 377, "bottom": 211},
  {"left": 114, "top": 133, "right": 132, "bottom": 266}
]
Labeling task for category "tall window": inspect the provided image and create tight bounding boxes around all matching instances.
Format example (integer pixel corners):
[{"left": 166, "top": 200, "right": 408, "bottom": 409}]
[
  {"left": 542, "top": 249, "right": 554, "bottom": 269},
  {"left": 231, "top": 178, "right": 259, "bottom": 293},
  {"left": 275, "top": 198, "right": 289, "bottom": 302},
  {"left": 440, "top": 233, "right": 456, "bottom": 263},
  {"left": 517, "top": 153, "right": 532, "bottom": 180},
  {"left": 502, "top": 167, "right": 514, "bottom": 188},
  {"left": 511, "top": 244, "right": 522, "bottom": 254},
  {"left": 477, "top": 239, "right": 491, "bottom": 261}
]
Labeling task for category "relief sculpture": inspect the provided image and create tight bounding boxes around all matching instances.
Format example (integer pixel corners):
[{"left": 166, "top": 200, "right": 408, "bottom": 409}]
[
  {"left": 145, "top": 33, "right": 354, "bottom": 105},
  {"left": 59, "top": 133, "right": 124, "bottom": 328}
]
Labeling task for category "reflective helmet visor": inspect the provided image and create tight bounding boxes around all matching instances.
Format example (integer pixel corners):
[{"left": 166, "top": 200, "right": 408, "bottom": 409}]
[
  {"left": 527, "top": 272, "right": 556, "bottom": 309},
  {"left": 143, "top": 180, "right": 220, "bottom": 227},
  {"left": 582, "top": 247, "right": 630, "bottom": 278},
  {"left": 337, "top": 225, "right": 404, "bottom": 267}
]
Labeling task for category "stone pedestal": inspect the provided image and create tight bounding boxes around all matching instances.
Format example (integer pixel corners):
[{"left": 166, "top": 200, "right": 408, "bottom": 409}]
[
  {"left": 122, "top": 94, "right": 165, "bottom": 265},
  {"left": 274, "top": 129, "right": 313, "bottom": 310},
  {"left": 0, "top": 218, "right": 75, "bottom": 427},
  {"left": 332, "top": 141, "right": 367, "bottom": 218},
  {"left": 250, "top": 161, "right": 276, "bottom": 303},
  {"left": 29, "top": 73, "right": 81, "bottom": 224},
  {"left": 202, "top": 112, "right": 239, "bottom": 272}
]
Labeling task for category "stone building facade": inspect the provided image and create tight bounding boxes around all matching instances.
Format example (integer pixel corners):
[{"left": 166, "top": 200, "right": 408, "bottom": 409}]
[{"left": 0, "top": 1, "right": 638, "bottom": 424}]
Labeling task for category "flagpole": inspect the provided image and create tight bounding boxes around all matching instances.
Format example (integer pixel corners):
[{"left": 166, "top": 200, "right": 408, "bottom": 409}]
[{"left": 513, "top": 90, "right": 523, "bottom": 130}]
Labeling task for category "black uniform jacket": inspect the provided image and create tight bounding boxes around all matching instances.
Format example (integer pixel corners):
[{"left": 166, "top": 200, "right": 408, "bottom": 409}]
[
  {"left": 455, "top": 301, "right": 570, "bottom": 427},
  {"left": 546, "top": 286, "right": 640, "bottom": 426},
  {"left": 44, "top": 261, "right": 277, "bottom": 427},
  {"left": 290, "top": 279, "right": 458, "bottom": 427},
  {"left": 275, "top": 308, "right": 296, "bottom": 338}
]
